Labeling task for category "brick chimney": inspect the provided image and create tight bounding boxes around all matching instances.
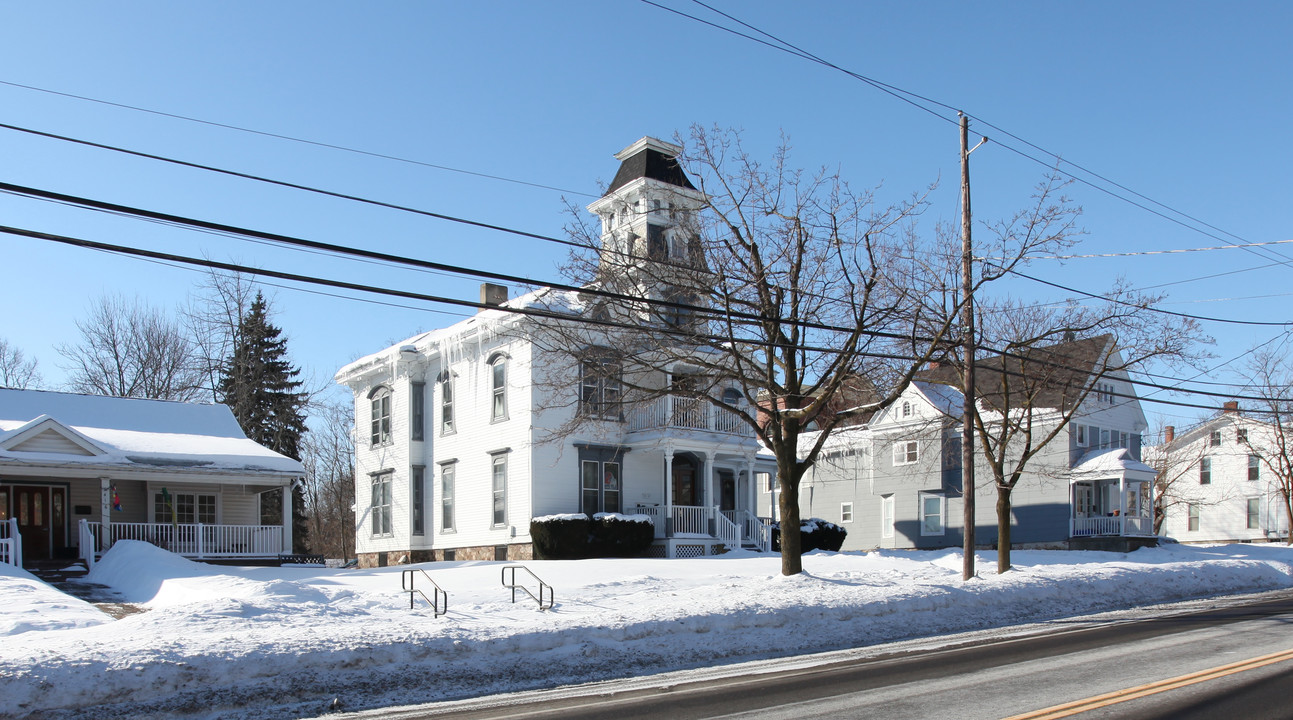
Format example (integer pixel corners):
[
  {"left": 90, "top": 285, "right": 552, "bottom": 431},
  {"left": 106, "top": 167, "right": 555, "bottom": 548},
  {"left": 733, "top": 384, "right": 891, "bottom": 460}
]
[
  {"left": 1223, "top": 400, "right": 1239, "bottom": 414},
  {"left": 479, "top": 283, "right": 508, "bottom": 310},
  {"left": 1164, "top": 426, "right": 1175, "bottom": 444}
]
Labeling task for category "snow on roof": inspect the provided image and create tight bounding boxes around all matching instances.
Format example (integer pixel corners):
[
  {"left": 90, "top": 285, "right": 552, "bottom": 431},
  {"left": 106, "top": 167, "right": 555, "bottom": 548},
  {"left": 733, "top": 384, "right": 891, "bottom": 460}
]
[
  {"left": 1071, "top": 447, "right": 1156, "bottom": 477},
  {"left": 913, "top": 381, "right": 964, "bottom": 417},
  {"left": 335, "top": 286, "right": 582, "bottom": 381},
  {"left": 0, "top": 388, "right": 304, "bottom": 476}
]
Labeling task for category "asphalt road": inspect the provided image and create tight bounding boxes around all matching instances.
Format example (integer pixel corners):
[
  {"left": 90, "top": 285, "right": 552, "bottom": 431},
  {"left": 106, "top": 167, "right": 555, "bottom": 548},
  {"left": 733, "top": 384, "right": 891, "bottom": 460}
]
[{"left": 331, "top": 590, "right": 1293, "bottom": 720}]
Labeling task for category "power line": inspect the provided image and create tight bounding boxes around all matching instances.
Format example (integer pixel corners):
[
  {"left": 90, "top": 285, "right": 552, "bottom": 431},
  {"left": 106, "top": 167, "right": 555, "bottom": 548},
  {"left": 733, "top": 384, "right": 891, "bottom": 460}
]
[
  {"left": 655, "top": 0, "right": 1293, "bottom": 272},
  {"left": 0, "top": 79, "right": 597, "bottom": 199},
  {"left": 992, "top": 238, "right": 1293, "bottom": 261}
]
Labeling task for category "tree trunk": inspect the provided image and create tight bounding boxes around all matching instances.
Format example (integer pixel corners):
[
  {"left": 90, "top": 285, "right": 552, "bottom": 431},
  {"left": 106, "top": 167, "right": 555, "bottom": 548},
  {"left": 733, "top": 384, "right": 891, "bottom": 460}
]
[
  {"left": 1283, "top": 489, "right": 1293, "bottom": 546},
  {"left": 778, "top": 479, "right": 802, "bottom": 576},
  {"left": 996, "top": 485, "right": 1013, "bottom": 573}
]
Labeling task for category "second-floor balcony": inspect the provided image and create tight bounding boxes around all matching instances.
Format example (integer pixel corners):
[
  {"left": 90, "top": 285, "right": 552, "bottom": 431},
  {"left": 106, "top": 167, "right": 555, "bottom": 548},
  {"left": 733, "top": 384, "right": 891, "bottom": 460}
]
[{"left": 626, "top": 396, "right": 753, "bottom": 437}]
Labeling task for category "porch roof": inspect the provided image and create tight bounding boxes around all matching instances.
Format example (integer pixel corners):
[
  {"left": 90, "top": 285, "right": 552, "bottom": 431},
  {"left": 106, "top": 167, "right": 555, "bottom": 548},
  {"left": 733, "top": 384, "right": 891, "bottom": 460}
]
[{"left": 1068, "top": 448, "right": 1156, "bottom": 483}]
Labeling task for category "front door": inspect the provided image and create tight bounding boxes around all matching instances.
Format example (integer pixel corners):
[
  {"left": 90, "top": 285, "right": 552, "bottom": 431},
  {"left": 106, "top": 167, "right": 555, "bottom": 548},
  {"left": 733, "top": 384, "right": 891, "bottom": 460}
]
[
  {"left": 14, "top": 485, "right": 51, "bottom": 562},
  {"left": 672, "top": 459, "right": 698, "bottom": 506}
]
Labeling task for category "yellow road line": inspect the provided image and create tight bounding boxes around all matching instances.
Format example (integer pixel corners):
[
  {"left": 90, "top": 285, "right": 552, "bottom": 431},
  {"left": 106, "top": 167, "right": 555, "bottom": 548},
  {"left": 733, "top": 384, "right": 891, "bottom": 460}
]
[{"left": 1003, "top": 647, "right": 1293, "bottom": 720}]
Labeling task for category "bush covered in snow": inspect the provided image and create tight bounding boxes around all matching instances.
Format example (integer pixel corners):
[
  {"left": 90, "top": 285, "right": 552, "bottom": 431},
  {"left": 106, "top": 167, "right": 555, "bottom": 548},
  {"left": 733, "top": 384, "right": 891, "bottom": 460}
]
[
  {"left": 531, "top": 513, "right": 654, "bottom": 559},
  {"left": 771, "top": 518, "right": 848, "bottom": 553},
  {"left": 591, "top": 513, "right": 655, "bottom": 557},
  {"left": 530, "top": 514, "right": 592, "bottom": 559}
]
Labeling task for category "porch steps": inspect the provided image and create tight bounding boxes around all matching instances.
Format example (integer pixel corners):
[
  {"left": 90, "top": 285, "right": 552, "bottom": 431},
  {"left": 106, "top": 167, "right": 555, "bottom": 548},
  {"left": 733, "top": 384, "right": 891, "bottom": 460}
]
[{"left": 24, "top": 561, "right": 145, "bottom": 620}]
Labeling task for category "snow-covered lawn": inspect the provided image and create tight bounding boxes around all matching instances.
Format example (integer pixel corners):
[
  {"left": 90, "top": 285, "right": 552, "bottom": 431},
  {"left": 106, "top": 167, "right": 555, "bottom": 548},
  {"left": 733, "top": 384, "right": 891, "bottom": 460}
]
[{"left": 4, "top": 541, "right": 1293, "bottom": 719}]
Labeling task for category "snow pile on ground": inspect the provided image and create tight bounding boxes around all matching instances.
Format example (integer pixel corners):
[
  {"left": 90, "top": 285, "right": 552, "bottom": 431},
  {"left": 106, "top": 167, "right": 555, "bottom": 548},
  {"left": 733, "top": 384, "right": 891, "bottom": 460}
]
[
  {"left": 0, "top": 561, "right": 109, "bottom": 637},
  {"left": 3, "top": 541, "right": 1293, "bottom": 719}
]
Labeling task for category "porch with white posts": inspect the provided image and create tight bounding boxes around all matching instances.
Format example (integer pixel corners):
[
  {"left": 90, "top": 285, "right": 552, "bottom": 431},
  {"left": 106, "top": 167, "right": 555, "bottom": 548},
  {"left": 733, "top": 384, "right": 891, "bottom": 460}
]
[
  {"left": 1069, "top": 448, "right": 1156, "bottom": 540},
  {"left": 634, "top": 446, "right": 772, "bottom": 557}
]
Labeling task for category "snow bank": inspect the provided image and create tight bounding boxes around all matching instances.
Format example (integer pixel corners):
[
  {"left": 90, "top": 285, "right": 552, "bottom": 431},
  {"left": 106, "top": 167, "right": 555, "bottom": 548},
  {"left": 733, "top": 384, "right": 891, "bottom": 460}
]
[
  {"left": 3, "top": 542, "right": 1293, "bottom": 719},
  {"left": 0, "top": 561, "right": 109, "bottom": 636}
]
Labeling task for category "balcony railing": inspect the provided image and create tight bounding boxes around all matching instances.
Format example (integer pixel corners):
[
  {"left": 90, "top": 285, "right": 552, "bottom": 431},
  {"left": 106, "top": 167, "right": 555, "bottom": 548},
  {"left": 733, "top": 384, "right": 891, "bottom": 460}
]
[
  {"left": 79, "top": 519, "right": 285, "bottom": 568},
  {"left": 625, "top": 396, "right": 753, "bottom": 436}
]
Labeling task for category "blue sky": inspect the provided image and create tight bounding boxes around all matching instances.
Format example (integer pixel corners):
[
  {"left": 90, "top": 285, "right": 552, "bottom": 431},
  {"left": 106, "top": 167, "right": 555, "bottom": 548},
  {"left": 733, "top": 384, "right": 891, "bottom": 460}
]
[{"left": 0, "top": 2, "right": 1289, "bottom": 427}]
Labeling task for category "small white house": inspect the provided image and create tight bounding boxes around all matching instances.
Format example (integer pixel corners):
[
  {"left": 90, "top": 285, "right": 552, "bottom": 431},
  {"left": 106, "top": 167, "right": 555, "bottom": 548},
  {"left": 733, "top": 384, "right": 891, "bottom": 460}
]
[
  {"left": 0, "top": 388, "right": 304, "bottom": 569},
  {"left": 1155, "top": 405, "right": 1291, "bottom": 543},
  {"left": 336, "top": 137, "right": 777, "bottom": 567}
]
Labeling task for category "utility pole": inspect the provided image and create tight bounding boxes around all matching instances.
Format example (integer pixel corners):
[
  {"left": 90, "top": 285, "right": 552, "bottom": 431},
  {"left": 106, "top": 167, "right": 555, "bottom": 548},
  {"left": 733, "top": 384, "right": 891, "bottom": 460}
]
[{"left": 960, "top": 112, "right": 977, "bottom": 582}]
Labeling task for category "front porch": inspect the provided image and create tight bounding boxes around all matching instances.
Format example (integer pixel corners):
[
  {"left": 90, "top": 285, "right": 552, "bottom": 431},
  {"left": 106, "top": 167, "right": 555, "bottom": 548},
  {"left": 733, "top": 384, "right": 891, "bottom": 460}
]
[
  {"left": 1069, "top": 448, "right": 1156, "bottom": 541},
  {"left": 77, "top": 519, "right": 287, "bottom": 569},
  {"left": 634, "top": 504, "right": 772, "bottom": 556}
]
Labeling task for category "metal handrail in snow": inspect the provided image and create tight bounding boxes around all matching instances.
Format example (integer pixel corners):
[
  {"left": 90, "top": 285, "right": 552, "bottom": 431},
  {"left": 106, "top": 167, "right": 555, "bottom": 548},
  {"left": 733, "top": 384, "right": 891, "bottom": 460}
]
[
  {"left": 401, "top": 568, "right": 448, "bottom": 617},
  {"left": 501, "top": 565, "right": 554, "bottom": 610}
]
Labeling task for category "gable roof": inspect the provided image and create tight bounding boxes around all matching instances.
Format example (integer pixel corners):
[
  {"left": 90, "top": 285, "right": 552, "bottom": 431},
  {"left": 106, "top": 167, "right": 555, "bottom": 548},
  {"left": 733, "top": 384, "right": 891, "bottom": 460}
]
[
  {"left": 918, "top": 335, "right": 1117, "bottom": 413},
  {"left": 0, "top": 389, "right": 304, "bottom": 476}
]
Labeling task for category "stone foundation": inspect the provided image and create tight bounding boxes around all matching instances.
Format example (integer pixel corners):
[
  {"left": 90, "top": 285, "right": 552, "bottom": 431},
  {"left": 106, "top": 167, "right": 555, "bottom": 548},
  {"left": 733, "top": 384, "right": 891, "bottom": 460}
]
[{"left": 357, "top": 543, "right": 533, "bottom": 568}]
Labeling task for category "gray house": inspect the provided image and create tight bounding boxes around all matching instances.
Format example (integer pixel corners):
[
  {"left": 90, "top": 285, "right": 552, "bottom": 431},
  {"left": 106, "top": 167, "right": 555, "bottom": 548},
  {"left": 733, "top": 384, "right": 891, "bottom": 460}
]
[{"left": 761, "top": 337, "right": 1156, "bottom": 552}]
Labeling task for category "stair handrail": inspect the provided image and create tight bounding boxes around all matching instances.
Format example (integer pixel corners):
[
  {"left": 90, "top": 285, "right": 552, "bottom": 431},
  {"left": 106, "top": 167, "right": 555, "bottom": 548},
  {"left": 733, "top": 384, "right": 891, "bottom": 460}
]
[
  {"left": 401, "top": 568, "right": 448, "bottom": 617},
  {"left": 501, "top": 564, "right": 554, "bottom": 610}
]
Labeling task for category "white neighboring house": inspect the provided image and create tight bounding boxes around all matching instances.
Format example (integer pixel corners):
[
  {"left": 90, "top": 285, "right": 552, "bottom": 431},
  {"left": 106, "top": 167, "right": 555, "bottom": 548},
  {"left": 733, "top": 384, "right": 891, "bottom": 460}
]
[
  {"left": 0, "top": 388, "right": 304, "bottom": 569},
  {"left": 335, "top": 137, "right": 776, "bottom": 568},
  {"left": 1155, "top": 404, "right": 1291, "bottom": 543},
  {"left": 763, "top": 337, "right": 1157, "bottom": 552}
]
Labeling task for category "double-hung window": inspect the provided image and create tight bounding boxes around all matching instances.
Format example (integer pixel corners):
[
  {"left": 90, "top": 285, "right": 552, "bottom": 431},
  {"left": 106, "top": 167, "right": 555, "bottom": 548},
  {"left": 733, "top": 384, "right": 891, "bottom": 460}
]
[
  {"left": 1188, "top": 503, "right": 1200, "bottom": 531},
  {"left": 1249, "top": 455, "right": 1261, "bottom": 481},
  {"left": 1210, "top": 430, "right": 1223, "bottom": 447},
  {"left": 411, "top": 466, "right": 425, "bottom": 536},
  {"left": 1247, "top": 498, "right": 1261, "bottom": 529},
  {"left": 840, "top": 502, "right": 854, "bottom": 524},
  {"left": 491, "top": 452, "right": 508, "bottom": 527},
  {"left": 370, "top": 386, "right": 392, "bottom": 446},
  {"left": 919, "top": 492, "right": 945, "bottom": 536},
  {"left": 440, "top": 462, "right": 456, "bottom": 532},
  {"left": 411, "top": 382, "right": 425, "bottom": 442},
  {"left": 489, "top": 355, "right": 507, "bottom": 422},
  {"left": 893, "top": 441, "right": 919, "bottom": 465},
  {"left": 578, "top": 445, "right": 625, "bottom": 515},
  {"left": 371, "top": 472, "right": 392, "bottom": 536},
  {"left": 579, "top": 353, "right": 622, "bottom": 418},
  {"left": 1200, "top": 457, "right": 1212, "bottom": 485},
  {"left": 881, "top": 495, "right": 895, "bottom": 538},
  {"left": 440, "top": 372, "right": 455, "bottom": 434}
]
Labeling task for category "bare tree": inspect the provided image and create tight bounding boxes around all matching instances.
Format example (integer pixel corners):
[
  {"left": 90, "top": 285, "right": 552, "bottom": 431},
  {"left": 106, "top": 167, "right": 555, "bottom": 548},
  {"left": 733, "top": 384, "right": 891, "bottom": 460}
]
[
  {"left": 1241, "top": 348, "right": 1293, "bottom": 544},
  {"left": 537, "top": 127, "right": 970, "bottom": 576},
  {"left": 0, "top": 338, "right": 42, "bottom": 389},
  {"left": 300, "top": 397, "right": 356, "bottom": 559},
  {"left": 184, "top": 268, "right": 259, "bottom": 402},
  {"left": 923, "top": 295, "right": 1201, "bottom": 572},
  {"left": 1145, "top": 421, "right": 1228, "bottom": 536},
  {"left": 57, "top": 294, "right": 204, "bottom": 401}
]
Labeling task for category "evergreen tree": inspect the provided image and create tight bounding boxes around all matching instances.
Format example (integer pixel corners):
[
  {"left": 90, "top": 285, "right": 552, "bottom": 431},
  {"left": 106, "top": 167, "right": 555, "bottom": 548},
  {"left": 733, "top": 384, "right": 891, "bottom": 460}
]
[{"left": 218, "top": 293, "right": 310, "bottom": 552}]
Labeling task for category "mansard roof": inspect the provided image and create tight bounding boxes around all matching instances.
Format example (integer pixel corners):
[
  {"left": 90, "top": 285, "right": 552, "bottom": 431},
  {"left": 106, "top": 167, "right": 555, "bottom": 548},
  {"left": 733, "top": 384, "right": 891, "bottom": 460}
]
[{"left": 604, "top": 137, "right": 697, "bottom": 196}]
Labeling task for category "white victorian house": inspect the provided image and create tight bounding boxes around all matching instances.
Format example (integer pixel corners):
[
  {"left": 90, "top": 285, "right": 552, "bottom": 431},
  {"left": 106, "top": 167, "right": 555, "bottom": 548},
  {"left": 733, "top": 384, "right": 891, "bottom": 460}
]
[
  {"left": 336, "top": 137, "right": 776, "bottom": 567},
  {"left": 0, "top": 388, "right": 304, "bottom": 569}
]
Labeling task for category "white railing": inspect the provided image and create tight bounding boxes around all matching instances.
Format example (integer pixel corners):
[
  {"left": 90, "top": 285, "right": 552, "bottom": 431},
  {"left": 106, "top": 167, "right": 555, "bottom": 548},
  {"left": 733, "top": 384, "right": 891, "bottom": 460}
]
[
  {"left": 1072, "top": 516, "right": 1123, "bottom": 537},
  {"left": 80, "top": 520, "right": 285, "bottom": 562},
  {"left": 0, "top": 518, "right": 20, "bottom": 568},
  {"left": 626, "top": 396, "right": 753, "bottom": 436},
  {"left": 672, "top": 505, "right": 710, "bottom": 536},
  {"left": 1123, "top": 515, "right": 1153, "bottom": 536},
  {"left": 636, "top": 505, "right": 666, "bottom": 538},
  {"left": 714, "top": 509, "right": 740, "bottom": 549}
]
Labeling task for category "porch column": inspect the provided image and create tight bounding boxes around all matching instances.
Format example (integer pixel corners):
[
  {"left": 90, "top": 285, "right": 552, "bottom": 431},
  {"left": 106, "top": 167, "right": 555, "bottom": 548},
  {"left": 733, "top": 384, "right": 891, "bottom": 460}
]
[
  {"left": 282, "top": 480, "right": 294, "bottom": 555},
  {"left": 746, "top": 454, "right": 756, "bottom": 517},
  {"left": 1118, "top": 475, "right": 1127, "bottom": 536},
  {"left": 664, "top": 446, "right": 674, "bottom": 536},
  {"left": 701, "top": 451, "right": 714, "bottom": 536},
  {"left": 99, "top": 476, "right": 111, "bottom": 553}
]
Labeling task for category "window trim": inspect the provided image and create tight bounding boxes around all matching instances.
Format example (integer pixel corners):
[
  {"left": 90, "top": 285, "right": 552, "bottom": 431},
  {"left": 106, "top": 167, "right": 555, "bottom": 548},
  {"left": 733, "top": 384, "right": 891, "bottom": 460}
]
[
  {"left": 368, "top": 385, "right": 392, "bottom": 447},
  {"left": 1200, "top": 457, "right": 1212, "bottom": 485},
  {"left": 1247, "top": 497, "right": 1261, "bottom": 530},
  {"left": 411, "top": 465, "right": 425, "bottom": 536},
  {"left": 490, "top": 450, "right": 509, "bottom": 528},
  {"left": 154, "top": 491, "right": 217, "bottom": 525},
  {"left": 919, "top": 492, "right": 946, "bottom": 536},
  {"left": 881, "top": 494, "right": 895, "bottom": 539},
  {"left": 840, "top": 502, "right": 854, "bottom": 524},
  {"left": 1187, "top": 502, "right": 1200, "bottom": 532},
  {"left": 1209, "top": 430, "right": 1223, "bottom": 447},
  {"left": 370, "top": 471, "right": 393, "bottom": 538},
  {"left": 488, "top": 353, "right": 508, "bottom": 423},
  {"left": 439, "top": 460, "right": 456, "bottom": 533},
  {"left": 893, "top": 441, "right": 919, "bottom": 466},
  {"left": 579, "top": 351, "right": 623, "bottom": 420},
  {"left": 439, "top": 371, "right": 456, "bottom": 435},
  {"left": 1248, "top": 454, "right": 1261, "bottom": 481},
  {"left": 411, "top": 381, "right": 425, "bottom": 442}
]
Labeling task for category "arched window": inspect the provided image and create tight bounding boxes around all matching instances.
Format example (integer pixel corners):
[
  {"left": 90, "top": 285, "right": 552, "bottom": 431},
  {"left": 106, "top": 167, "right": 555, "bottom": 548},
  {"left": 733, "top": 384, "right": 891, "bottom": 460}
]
[
  {"left": 901, "top": 401, "right": 911, "bottom": 418},
  {"left": 488, "top": 352, "right": 508, "bottom": 422},
  {"left": 368, "top": 386, "right": 392, "bottom": 446},
  {"left": 722, "top": 387, "right": 743, "bottom": 406}
]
